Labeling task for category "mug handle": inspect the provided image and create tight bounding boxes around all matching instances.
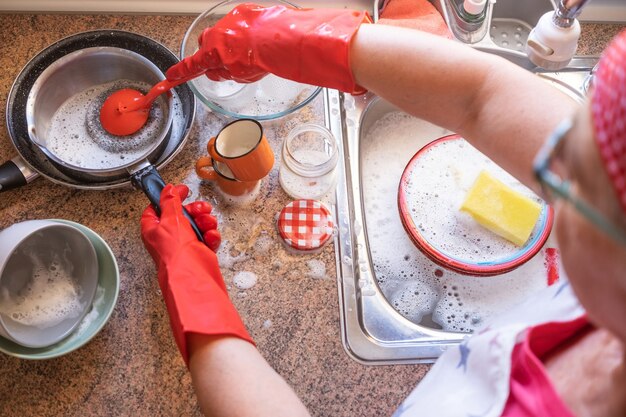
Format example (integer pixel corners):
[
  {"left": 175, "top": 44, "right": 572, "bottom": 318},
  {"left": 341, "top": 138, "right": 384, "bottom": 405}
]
[
  {"left": 207, "top": 137, "right": 226, "bottom": 163},
  {"left": 195, "top": 156, "right": 219, "bottom": 181}
]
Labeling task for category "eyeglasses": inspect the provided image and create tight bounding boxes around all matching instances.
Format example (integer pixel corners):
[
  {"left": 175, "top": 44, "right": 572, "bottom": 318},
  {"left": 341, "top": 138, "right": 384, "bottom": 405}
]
[{"left": 533, "top": 118, "right": 626, "bottom": 247}]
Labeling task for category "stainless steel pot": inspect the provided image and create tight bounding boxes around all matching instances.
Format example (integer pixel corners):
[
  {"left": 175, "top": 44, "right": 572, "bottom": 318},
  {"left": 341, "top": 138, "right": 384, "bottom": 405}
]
[{"left": 25, "top": 46, "right": 174, "bottom": 178}]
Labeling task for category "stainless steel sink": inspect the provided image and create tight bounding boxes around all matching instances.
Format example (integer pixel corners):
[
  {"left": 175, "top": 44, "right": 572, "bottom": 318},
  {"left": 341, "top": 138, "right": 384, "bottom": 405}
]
[{"left": 325, "top": 2, "right": 597, "bottom": 363}]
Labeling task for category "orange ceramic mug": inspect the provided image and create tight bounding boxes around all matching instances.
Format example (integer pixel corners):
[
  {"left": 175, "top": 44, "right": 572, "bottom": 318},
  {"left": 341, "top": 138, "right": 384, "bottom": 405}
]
[
  {"left": 196, "top": 156, "right": 260, "bottom": 197},
  {"left": 207, "top": 119, "right": 275, "bottom": 182}
]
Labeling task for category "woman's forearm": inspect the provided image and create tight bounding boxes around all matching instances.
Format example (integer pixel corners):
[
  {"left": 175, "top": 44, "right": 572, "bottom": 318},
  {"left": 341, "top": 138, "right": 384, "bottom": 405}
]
[
  {"left": 350, "top": 24, "right": 578, "bottom": 189},
  {"left": 188, "top": 334, "right": 310, "bottom": 417}
]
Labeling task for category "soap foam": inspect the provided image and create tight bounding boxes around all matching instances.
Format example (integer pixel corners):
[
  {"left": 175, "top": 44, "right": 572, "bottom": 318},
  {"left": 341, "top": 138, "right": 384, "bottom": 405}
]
[
  {"left": 45, "top": 80, "right": 169, "bottom": 170},
  {"left": 216, "top": 243, "right": 249, "bottom": 271},
  {"left": 0, "top": 245, "right": 85, "bottom": 329},
  {"left": 403, "top": 139, "right": 543, "bottom": 261},
  {"left": 74, "top": 284, "right": 105, "bottom": 336},
  {"left": 360, "top": 111, "right": 550, "bottom": 332},
  {"left": 306, "top": 259, "right": 327, "bottom": 279},
  {"left": 233, "top": 271, "right": 258, "bottom": 290},
  {"left": 254, "top": 234, "right": 273, "bottom": 254},
  {"left": 379, "top": 272, "right": 439, "bottom": 323}
]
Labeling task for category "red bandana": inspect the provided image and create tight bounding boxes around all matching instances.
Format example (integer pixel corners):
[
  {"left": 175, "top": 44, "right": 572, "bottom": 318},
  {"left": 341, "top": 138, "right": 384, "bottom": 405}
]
[{"left": 591, "top": 30, "right": 626, "bottom": 213}]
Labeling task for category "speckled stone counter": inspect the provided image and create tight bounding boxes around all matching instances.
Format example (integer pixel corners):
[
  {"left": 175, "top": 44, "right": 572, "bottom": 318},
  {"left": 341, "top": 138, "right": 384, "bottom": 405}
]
[{"left": 0, "top": 14, "right": 623, "bottom": 417}]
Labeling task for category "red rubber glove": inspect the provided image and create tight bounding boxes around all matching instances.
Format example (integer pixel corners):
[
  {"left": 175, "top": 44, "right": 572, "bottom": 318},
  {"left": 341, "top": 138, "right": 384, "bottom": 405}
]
[
  {"left": 166, "top": 3, "right": 372, "bottom": 94},
  {"left": 141, "top": 184, "right": 254, "bottom": 366}
]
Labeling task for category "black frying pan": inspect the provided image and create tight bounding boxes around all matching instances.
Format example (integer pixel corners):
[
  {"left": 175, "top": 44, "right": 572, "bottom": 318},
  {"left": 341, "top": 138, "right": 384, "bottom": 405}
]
[{"left": 0, "top": 30, "right": 203, "bottom": 240}]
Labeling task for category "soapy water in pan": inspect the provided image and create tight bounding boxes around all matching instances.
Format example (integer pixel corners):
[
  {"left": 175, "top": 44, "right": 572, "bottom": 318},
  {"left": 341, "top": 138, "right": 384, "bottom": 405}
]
[
  {"left": 45, "top": 80, "right": 171, "bottom": 170},
  {"left": 360, "top": 111, "right": 555, "bottom": 332}
]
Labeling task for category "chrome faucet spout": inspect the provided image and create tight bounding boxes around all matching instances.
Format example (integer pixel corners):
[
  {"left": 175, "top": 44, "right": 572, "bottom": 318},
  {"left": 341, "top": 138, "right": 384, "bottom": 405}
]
[{"left": 553, "top": 0, "right": 593, "bottom": 27}]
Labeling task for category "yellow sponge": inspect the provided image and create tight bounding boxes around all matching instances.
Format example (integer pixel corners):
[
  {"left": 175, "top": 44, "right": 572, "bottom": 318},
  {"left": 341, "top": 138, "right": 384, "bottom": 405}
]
[{"left": 460, "top": 170, "right": 542, "bottom": 246}]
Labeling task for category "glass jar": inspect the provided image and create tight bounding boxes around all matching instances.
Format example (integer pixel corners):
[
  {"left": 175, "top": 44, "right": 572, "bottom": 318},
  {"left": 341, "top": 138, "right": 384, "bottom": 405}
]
[{"left": 278, "top": 124, "right": 338, "bottom": 200}]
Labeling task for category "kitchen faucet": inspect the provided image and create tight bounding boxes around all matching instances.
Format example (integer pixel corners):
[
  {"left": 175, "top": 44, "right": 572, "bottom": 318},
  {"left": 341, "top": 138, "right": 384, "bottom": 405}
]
[
  {"left": 375, "top": 0, "right": 493, "bottom": 44},
  {"left": 441, "top": 0, "right": 493, "bottom": 43},
  {"left": 527, "top": 0, "right": 593, "bottom": 70},
  {"left": 554, "top": 0, "right": 592, "bottom": 26},
  {"left": 374, "top": 0, "right": 596, "bottom": 71}
]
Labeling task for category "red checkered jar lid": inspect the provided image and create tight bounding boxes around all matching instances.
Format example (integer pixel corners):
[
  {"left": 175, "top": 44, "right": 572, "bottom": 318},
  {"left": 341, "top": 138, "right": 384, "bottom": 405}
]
[{"left": 277, "top": 199, "right": 335, "bottom": 251}]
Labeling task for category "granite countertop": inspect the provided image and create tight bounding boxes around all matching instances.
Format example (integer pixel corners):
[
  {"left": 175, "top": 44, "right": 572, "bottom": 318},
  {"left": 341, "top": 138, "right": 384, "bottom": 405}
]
[{"left": 0, "top": 14, "right": 623, "bottom": 417}]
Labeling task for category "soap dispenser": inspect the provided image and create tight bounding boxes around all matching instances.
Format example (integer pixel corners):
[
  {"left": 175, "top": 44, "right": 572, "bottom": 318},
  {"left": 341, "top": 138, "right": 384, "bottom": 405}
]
[{"left": 461, "top": 0, "right": 487, "bottom": 21}]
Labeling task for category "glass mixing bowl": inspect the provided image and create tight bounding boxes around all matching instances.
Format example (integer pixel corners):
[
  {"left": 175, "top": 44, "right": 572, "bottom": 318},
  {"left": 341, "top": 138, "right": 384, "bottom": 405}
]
[{"left": 180, "top": 0, "right": 322, "bottom": 120}]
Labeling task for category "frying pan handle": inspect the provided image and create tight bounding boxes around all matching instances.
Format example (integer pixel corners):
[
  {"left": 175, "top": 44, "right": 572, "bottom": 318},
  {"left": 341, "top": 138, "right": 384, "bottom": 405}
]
[
  {"left": 131, "top": 165, "right": 205, "bottom": 243},
  {"left": 0, "top": 158, "right": 38, "bottom": 192}
]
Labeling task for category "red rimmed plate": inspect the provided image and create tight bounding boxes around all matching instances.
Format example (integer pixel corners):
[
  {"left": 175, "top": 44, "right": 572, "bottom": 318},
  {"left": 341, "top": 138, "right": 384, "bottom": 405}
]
[{"left": 398, "top": 134, "right": 554, "bottom": 276}]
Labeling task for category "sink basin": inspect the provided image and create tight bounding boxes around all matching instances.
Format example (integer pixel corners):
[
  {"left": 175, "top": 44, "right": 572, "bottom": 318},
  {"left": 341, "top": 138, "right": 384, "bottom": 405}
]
[
  {"left": 325, "top": 47, "right": 593, "bottom": 364},
  {"left": 487, "top": 0, "right": 555, "bottom": 52}
]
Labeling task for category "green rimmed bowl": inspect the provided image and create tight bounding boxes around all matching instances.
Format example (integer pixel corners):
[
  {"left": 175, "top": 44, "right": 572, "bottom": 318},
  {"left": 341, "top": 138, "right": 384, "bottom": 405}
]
[{"left": 0, "top": 220, "right": 119, "bottom": 359}]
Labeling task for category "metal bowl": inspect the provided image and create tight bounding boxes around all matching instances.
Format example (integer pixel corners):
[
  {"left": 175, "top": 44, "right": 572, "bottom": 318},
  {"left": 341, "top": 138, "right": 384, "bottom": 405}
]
[{"left": 0, "top": 220, "right": 99, "bottom": 348}]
